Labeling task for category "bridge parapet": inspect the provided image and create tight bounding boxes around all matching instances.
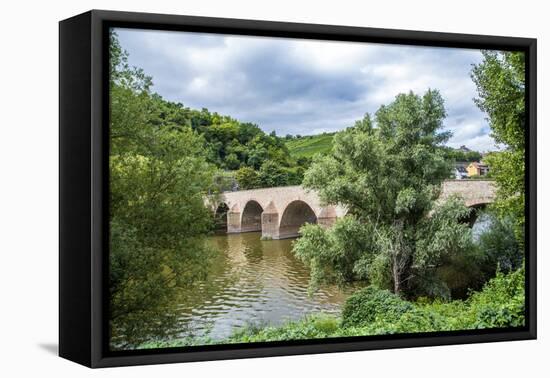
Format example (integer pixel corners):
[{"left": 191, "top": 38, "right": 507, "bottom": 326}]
[{"left": 439, "top": 180, "right": 496, "bottom": 207}]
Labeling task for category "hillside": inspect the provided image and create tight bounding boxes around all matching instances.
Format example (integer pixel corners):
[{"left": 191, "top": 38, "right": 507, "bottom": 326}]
[{"left": 285, "top": 133, "right": 335, "bottom": 158}]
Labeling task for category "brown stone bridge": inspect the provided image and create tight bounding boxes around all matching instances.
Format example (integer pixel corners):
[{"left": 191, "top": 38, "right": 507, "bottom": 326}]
[{"left": 210, "top": 180, "right": 496, "bottom": 240}]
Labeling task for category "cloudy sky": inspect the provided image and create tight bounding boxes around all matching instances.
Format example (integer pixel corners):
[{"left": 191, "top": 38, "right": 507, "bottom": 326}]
[{"left": 115, "top": 28, "right": 497, "bottom": 152}]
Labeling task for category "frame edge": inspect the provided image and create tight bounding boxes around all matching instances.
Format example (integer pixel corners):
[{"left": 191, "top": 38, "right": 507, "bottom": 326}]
[{"left": 59, "top": 11, "right": 94, "bottom": 367}]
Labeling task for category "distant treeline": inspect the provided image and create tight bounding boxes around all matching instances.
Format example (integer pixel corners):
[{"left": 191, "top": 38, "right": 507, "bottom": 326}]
[{"left": 440, "top": 147, "right": 483, "bottom": 163}]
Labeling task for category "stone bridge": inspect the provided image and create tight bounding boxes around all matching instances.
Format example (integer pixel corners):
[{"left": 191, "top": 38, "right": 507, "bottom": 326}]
[
  {"left": 210, "top": 180, "right": 495, "bottom": 240},
  {"left": 439, "top": 179, "right": 496, "bottom": 208}
]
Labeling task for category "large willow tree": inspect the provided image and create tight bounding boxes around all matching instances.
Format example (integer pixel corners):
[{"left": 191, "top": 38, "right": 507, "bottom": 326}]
[
  {"left": 109, "top": 32, "right": 216, "bottom": 348},
  {"left": 294, "top": 90, "right": 473, "bottom": 297}
]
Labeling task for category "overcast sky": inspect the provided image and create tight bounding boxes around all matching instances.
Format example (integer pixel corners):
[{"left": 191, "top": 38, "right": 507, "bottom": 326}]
[{"left": 115, "top": 28, "right": 497, "bottom": 152}]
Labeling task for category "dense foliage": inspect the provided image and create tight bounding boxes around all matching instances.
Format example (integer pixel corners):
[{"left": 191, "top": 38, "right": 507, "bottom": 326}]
[
  {"left": 109, "top": 32, "right": 219, "bottom": 348},
  {"left": 471, "top": 51, "right": 526, "bottom": 244},
  {"left": 294, "top": 90, "right": 474, "bottom": 297},
  {"left": 341, "top": 287, "right": 414, "bottom": 327},
  {"left": 232, "top": 161, "right": 306, "bottom": 190}
]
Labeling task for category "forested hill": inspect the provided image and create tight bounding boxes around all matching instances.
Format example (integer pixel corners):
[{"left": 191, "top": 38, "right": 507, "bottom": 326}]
[
  {"left": 149, "top": 95, "right": 280, "bottom": 169},
  {"left": 146, "top": 95, "right": 311, "bottom": 189}
]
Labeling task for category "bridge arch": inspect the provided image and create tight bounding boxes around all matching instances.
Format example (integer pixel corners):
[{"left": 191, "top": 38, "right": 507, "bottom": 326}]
[
  {"left": 278, "top": 200, "right": 317, "bottom": 239},
  {"left": 214, "top": 202, "right": 229, "bottom": 232},
  {"left": 463, "top": 202, "right": 491, "bottom": 228},
  {"left": 241, "top": 200, "right": 264, "bottom": 232}
]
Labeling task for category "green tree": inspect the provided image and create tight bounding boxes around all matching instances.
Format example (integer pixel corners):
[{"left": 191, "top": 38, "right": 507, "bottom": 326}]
[
  {"left": 235, "top": 166, "right": 261, "bottom": 190},
  {"left": 293, "top": 216, "right": 376, "bottom": 290},
  {"left": 224, "top": 152, "right": 241, "bottom": 170},
  {"left": 295, "top": 90, "right": 473, "bottom": 296},
  {"left": 246, "top": 136, "right": 270, "bottom": 169},
  {"left": 471, "top": 51, "right": 525, "bottom": 244},
  {"left": 109, "top": 31, "right": 216, "bottom": 348},
  {"left": 258, "top": 160, "right": 290, "bottom": 187}
]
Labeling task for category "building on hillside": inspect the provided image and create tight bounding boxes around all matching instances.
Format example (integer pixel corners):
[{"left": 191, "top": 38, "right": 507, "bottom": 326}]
[{"left": 467, "top": 162, "right": 489, "bottom": 177}]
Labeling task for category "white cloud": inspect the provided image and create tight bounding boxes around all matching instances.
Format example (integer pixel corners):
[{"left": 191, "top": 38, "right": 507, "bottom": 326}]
[{"left": 115, "top": 28, "right": 498, "bottom": 152}]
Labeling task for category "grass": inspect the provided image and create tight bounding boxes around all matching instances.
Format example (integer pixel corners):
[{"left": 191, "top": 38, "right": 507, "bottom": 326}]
[{"left": 285, "top": 133, "right": 335, "bottom": 158}]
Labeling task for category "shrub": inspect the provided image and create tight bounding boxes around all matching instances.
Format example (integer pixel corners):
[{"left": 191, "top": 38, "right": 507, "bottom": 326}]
[
  {"left": 225, "top": 314, "right": 340, "bottom": 343},
  {"left": 468, "top": 267, "right": 525, "bottom": 328},
  {"left": 381, "top": 308, "right": 447, "bottom": 333},
  {"left": 292, "top": 216, "right": 376, "bottom": 292},
  {"left": 312, "top": 314, "right": 339, "bottom": 334},
  {"left": 342, "top": 286, "right": 414, "bottom": 327}
]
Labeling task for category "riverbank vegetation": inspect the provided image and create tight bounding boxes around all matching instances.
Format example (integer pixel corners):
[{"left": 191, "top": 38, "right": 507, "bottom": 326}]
[
  {"left": 231, "top": 266, "right": 524, "bottom": 343},
  {"left": 139, "top": 266, "right": 524, "bottom": 348}
]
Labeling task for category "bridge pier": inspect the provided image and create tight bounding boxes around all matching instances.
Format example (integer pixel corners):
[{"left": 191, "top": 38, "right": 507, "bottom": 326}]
[
  {"left": 261, "top": 202, "right": 279, "bottom": 239},
  {"left": 227, "top": 205, "right": 242, "bottom": 233},
  {"left": 318, "top": 206, "right": 338, "bottom": 228}
]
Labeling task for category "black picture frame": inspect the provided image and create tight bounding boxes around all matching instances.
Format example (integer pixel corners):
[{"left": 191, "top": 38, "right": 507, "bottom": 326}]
[{"left": 59, "top": 9, "right": 537, "bottom": 368}]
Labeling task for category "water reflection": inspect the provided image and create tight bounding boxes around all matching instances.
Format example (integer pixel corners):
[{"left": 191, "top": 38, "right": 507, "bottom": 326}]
[
  {"left": 472, "top": 211, "right": 493, "bottom": 242},
  {"left": 174, "top": 232, "right": 358, "bottom": 340}
]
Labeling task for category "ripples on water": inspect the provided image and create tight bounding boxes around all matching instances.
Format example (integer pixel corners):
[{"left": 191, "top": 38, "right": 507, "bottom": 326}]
[{"left": 174, "top": 232, "right": 358, "bottom": 341}]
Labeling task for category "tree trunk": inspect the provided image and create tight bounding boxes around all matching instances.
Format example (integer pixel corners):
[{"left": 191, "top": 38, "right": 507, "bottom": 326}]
[
  {"left": 391, "top": 220, "right": 411, "bottom": 296},
  {"left": 392, "top": 253, "right": 402, "bottom": 294}
]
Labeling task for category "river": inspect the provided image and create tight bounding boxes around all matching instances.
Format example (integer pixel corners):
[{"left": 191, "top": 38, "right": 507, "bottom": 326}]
[
  {"left": 169, "top": 212, "right": 491, "bottom": 342},
  {"left": 173, "top": 232, "right": 360, "bottom": 341}
]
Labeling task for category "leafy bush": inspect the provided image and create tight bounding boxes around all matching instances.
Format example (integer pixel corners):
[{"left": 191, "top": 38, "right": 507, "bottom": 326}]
[
  {"left": 235, "top": 166, "right": 260, "bottom": 189},
  {"left": 341, "top": 287, "right": 414, "bottom": 327},
  {"left": 467, "top": 267, "right": 525, "bottom": 328},
  {"left": 225, "top": 314, "right": 341, "bottom": 343},
  {"left": 292, "top": 217, "right": 375, "bottom": 291}
]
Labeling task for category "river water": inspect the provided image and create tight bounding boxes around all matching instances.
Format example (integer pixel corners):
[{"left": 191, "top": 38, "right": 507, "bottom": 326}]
[{"left": 174, "top": 232, "right": 359, "bottom": 341}]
